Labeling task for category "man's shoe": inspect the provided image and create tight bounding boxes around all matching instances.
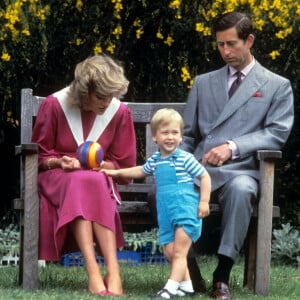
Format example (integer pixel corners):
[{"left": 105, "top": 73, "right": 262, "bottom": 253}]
[{"left": 211, "top": 282, "right": 232, "bottom": 299}]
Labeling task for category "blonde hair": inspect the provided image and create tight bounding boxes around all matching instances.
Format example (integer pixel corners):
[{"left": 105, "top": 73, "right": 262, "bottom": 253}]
[
  {"left": 68, "top": 54, "right": 129, "bottom": 106},
  {"left": 150, "top": 108, "right": 184, "bottom": 136}
]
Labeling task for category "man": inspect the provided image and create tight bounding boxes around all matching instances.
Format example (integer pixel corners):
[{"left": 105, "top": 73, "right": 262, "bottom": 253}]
[{"left": 182, "top": 11, "right": 294, "bottom": 299}]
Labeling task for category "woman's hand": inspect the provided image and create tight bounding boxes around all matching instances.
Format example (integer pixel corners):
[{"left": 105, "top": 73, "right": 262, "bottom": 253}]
[{"left": 61, "top": 156, "right": 81, "bottom": 171}]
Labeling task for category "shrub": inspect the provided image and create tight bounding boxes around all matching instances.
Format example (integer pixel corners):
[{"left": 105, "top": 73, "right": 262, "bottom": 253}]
[{"left": 271, "top": 223, "right": 300, "bottom": 266}]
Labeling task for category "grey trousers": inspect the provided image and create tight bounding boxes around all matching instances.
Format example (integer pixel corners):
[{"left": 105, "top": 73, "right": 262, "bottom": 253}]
[{"left": 213, "top": 175, "right": 258, "bottom": 260}]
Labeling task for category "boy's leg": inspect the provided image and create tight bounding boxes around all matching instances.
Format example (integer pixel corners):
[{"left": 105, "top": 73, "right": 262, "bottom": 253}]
[
  {"left": 151, "top": 228, "right": 192, "bottom": 299},
  {"left": 169, "top": 227, "right": 192, "bottom": 282}
]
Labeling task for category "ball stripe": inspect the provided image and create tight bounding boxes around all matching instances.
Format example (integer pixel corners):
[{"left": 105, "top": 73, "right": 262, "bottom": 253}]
[{"left": 76, "top": 141, "right": 104, "bottom": 169}]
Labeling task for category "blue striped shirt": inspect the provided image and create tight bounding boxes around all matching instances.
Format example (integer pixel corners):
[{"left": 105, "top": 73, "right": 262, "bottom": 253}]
[{"left": 142, "top": 149, "right": 205, "bottom": 183}]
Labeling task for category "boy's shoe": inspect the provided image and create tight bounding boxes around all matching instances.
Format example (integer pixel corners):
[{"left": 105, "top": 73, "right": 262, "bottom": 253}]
[
  {"left": 150, "top": 288, "right": 177, "bottom": 299},
  {"left": 176, "top": 288, "right": 195, "bottom": 297}
]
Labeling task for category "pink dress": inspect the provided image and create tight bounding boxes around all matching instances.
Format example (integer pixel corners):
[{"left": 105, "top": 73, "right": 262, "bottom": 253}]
[{"left": 31, "top": 94, "right": 136, "bottom": 260}]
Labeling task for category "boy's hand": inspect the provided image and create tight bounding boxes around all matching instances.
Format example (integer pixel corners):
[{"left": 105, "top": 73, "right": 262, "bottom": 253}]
[
  {"left": 101, "top": 168, "right": 119, "bottom": 177},
  {"left": 93, "top": 160, "right": 115, "bottom": 171},
  {"left": 198, "top": 202, "right": 210, "bottom": 218}
]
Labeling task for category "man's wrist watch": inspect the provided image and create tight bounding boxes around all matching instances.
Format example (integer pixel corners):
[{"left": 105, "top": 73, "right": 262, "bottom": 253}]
[{"left": 226, "top": 141, "right": 233, "bottom": 151}]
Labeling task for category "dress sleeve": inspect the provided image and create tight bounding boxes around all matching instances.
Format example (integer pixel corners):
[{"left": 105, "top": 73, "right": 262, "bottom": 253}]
[{"left": 31, "top": 96, "right": 60, "bottom": 169}]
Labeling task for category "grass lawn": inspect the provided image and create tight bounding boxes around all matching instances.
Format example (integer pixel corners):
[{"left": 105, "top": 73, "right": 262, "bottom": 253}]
[{"left": 0, "top": 255, "right": 299, "bottom": 299}]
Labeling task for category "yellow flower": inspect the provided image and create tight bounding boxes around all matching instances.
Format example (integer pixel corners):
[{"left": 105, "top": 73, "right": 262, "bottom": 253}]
[
  {"left": 107, "top": 44, "right": 116, "bottom": 54},
  {"left": 269, "top": 50, "right": 280, "bottom": 60},
  {"left": 76, "top": 0, "right": 83, "bottom": 12},
  {"left": 187, "top": 79, "right": 194, "bottom": 89},
  {"left": 22, "top": 29, "right": 30, "bottom": 36},
  {"left": 133, "top": 19, "right": 141, "bottom": 27},
  {"left": 203, "top": 27, "right": 211, "bottom": 36},
  {"left": 181, "top": 67, "right": 191, "bottom": 82},
  {"left": 112, "top": 25, "right": 122, "bottom": 39},
  {"left": 164, "top": 35, "right": 174, "bottom": 46},
  {"left": 76, "top": 38, "right": 83, "bottom": 46},
  {"left": 195, "top": 23, "right": 204, "bottom": 32},
  {"left": 94, "top": 45, "right": 102, "bottom": 55},
  {"left": 136, "top": 28, "right": 144, "bottom": 39},
  {"left": 156, "top": 31, "right": 164, "bottom": 39},
  {"left": 1, "top": 52, "right": 11, "bottom": 61},
  {"left": 169, "top": 0, "right": 181, "bottom": 9}
]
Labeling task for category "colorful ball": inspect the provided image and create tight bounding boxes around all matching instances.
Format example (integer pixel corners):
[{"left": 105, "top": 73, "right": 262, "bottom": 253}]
[{"left": 76, "top": 141, "right": 104, "bottom": 169}]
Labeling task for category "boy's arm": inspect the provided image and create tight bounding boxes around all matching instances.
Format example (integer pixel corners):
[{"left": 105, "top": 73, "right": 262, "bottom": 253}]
[
  {"left": 198, "top": 170, "right": 211, "bottom": 218},
  {"left": 101, "top": 165, "right": 146, "bottom": 179}
]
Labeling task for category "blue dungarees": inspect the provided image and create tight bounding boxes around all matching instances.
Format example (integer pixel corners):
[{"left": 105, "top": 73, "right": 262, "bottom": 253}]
[{"left": 154, "top": 153, "right": 202, "bottom": 245}]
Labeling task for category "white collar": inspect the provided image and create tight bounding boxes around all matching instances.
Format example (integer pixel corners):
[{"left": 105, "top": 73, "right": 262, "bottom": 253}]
[{"left": 54, "top": 86, "right": 120, "bottom": 145}]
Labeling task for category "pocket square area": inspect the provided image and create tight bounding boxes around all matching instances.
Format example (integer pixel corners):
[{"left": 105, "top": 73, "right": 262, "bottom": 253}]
[{"left": 252, "top": 91, "right": 262, "bottom": 97}]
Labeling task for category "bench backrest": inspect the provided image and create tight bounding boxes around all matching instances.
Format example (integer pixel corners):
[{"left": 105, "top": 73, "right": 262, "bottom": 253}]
[{"left": 20, "top": 89, "right": 186, "bottom": 185}]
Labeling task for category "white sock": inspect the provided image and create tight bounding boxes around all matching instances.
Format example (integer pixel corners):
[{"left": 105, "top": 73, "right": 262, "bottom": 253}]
[
  {"left": 176, "top": 280, "right": 194, "bottom": 296},
  {"left": 163, "top": 278, "right": 179, "bottom": 295}
]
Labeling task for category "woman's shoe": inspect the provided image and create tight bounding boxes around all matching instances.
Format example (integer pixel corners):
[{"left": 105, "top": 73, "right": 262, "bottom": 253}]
[
  {"left": 98, "top": 289, "right": 108, "bottom": 296},
  {"left": 106, "top": 290, "right": 124, "bottom": 296}
]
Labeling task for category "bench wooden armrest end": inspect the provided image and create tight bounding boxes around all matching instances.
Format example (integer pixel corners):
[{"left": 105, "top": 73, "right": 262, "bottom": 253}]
[
  {"left": 256, "top": 150, "right": 282, "bottom": 161},
  {"left": 15, "top": 143, "right": 38, "bottom": 156}
]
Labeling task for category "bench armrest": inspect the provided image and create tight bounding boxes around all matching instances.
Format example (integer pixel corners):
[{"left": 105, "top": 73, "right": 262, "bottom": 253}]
[
  {"left": 256, "top": 150, "right": 282, "bottom": 161},
  {"left": 15, "top": 143, "right": 39, "bottom": 156}
]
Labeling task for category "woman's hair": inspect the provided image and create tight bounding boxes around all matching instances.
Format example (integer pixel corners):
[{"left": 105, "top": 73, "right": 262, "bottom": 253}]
[
  {"left": 68, "top": 54, "right": 129, "bottom": 106},
  {"left": 150, "top": 108, "right": 184, "bottom": 136},
  {"left": 212, "top": 11, "right": 254, "bottom": 41}
]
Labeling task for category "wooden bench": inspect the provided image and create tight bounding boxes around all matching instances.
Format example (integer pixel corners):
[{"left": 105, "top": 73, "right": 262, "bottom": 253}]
[{"left": 15, "top": 88, "right": 281, "bottom": 296}]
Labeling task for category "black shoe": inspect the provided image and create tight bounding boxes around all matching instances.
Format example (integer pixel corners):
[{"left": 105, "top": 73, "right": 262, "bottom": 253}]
[
  {"left": 211, "top": 282, "right": 232, "bottom": 299},
  {"left": 150, "top": 288, "right": 177, "bottom": 299},
  {"left": 176, "top": 288, "right": 195, "bottom": 297}
]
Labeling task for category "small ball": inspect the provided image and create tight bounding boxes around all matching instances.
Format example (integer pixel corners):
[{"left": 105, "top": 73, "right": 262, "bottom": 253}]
[{"left": 76, "top": 141, "right": 104, "bottom": 169}]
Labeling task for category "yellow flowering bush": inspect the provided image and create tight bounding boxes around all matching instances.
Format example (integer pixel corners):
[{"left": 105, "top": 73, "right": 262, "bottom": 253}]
[
  {"left": 0, "top": 0, "right": 299, "bottom": 226},
  {"left": 0, "top": 0, "right": 49, "bottom": 127}
]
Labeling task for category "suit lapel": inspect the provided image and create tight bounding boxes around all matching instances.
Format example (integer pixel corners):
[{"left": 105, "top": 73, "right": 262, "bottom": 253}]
[{"left": 211, "top": 62, "right": 267, "bottom": 129}]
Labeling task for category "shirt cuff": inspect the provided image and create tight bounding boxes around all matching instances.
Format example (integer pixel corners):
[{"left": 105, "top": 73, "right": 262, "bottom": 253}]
[{"left": 227, "top": 140, "right": 239, "bottom": 160}]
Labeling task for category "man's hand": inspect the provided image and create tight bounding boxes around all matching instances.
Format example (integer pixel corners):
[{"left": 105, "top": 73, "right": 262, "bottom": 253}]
[{"left": 201, "top": 143, "right": 232, "bottom": 166}]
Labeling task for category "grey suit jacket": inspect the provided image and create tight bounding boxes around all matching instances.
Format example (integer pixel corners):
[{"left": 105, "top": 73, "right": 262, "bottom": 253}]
[{"left": 182, "top": 62, "right": 294, "bottom": 191}]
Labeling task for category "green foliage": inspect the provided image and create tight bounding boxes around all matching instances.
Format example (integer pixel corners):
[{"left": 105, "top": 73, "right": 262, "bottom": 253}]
[
  {"left": 0, "top": 224, "right": 19, "bottom": 259},
  {"left": 271, "top": 223, "right": 300, "bottom": 266},
  {"left": 123, "top": 228, "right": 163, "bottom": 253},
  {"left": 0, "top": 211, "right": 19, "bottom": 259}
]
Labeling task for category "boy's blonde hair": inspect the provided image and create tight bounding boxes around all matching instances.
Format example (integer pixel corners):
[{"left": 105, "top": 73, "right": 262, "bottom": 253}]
[{"left": 150, "top": 108, "right": 184, "bottom": 136}]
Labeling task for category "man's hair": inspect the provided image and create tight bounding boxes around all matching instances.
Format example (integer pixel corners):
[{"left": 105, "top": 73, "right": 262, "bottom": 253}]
[{"left": 212, "top": 11, "right": 254, "bottom": 41}]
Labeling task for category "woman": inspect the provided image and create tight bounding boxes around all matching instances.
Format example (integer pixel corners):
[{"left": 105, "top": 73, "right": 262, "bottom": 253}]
[{"left": 31, "top": 54, "right": 136, "bottom": 296}]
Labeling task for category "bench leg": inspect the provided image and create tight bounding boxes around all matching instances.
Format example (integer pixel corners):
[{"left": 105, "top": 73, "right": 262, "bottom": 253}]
[
  {"left": 243, "top": 219, "right": 257, "bottom": 290},
  {"left": 18, "top": 212, "right": 24, "bottom": 286},
  {"left": 22, "top": 154, "right": 39, "bottom": 289},
  {"left": 254, "top": 160, "right": 275, "bottom": 296}
]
